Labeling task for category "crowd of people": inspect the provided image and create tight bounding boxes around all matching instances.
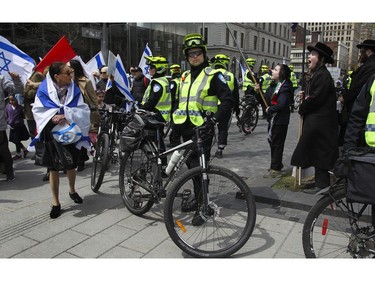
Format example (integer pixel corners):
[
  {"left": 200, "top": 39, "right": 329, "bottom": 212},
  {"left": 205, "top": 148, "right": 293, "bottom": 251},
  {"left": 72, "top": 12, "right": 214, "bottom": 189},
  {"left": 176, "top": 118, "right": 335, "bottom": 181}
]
[{"left": 1, "top": 34, "right": 375, "bottom": 220}]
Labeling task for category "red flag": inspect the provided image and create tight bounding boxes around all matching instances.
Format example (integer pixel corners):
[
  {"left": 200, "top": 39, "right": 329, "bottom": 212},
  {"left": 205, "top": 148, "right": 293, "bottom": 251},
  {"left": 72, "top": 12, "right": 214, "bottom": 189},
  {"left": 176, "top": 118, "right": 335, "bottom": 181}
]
[{"left": 34, "top": 36, "right": 76, "bottom": 73}]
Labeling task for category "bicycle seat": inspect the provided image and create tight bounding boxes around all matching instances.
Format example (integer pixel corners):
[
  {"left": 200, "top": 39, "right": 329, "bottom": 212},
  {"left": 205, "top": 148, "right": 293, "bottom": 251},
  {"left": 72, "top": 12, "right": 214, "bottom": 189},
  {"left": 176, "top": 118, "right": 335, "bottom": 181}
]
[{"left": 145, "top": 118, "right": 166, "bottom": 128}]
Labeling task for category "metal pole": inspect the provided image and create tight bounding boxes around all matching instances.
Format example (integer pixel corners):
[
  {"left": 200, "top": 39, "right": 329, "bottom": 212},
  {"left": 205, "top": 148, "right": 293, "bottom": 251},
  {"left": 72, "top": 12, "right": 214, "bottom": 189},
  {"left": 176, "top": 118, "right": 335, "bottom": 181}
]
[
  {"left": 101, "top": 23, "right": 108, "bottom": 64},
  {"left": 301, "top": 23, "right": 307, "bottom": 91},
  {"left": 224, "top": 23, "right": 268, "bottom": 107}
]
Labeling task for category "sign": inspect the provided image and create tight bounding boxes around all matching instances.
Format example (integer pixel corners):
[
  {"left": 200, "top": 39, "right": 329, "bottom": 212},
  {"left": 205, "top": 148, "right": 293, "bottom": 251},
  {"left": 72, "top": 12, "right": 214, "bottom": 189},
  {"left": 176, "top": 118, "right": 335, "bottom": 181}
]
[{"left": 82, "top": 27, "right": 102, "bottom": 39}]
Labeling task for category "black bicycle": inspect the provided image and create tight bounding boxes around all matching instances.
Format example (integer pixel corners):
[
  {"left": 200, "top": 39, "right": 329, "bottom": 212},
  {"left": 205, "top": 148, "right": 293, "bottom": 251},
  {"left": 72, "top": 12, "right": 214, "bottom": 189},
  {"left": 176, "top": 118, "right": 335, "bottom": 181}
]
[
  {"left": 119, "top": 110, "right": 256, "bottom": 257},
  {"left": 302, "top": 177, "right": 375, "bottom": 258},
  {"left": 237, "top": 94, "right": 259, "bottom": 134},
  {"left": 91, "top": 107, "right": 131, "bottom": 192}
]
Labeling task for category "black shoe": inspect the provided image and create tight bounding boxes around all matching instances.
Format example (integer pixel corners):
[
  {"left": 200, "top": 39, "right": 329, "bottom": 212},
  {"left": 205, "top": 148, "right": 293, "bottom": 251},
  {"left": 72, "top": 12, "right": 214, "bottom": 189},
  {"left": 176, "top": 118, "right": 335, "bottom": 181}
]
[
  {"left": 6, "top": 172, "right": 15, "bottom": 181},
  {"left": 69, "top": 192, "right": 83, "bottom": 204},
  {"left": 50, "top": 204, "right": 61, "bottom": 219},
  {"left": 42, "top": 171, "right": 50, "bottom": 181},
  {"left": 303, "top": 186, "right": 324, "bottom": 194},
  {"left": 215, "top": 149, "right": 223, "bottom": 159},
  {"left": 77, "top": 164, "right": 85, "bottom": 172},
  {"left": 181, "top": 198, "right": 198, "bottom": 212},
  {"left": 192, "top": 209, "right": 205, "bottom": 226}
]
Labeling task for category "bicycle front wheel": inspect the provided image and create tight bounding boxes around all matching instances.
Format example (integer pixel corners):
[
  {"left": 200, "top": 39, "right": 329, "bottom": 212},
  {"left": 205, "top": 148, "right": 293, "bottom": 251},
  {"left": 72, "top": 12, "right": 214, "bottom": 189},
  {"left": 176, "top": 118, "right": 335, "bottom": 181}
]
[
  {"left": 302, "top": 182, "right": 375, "bottom": 258},
  {"left": 241, "top": 106, "right": 258, "bottom": 134},
  {"left": 91, "top": 133, "right": 110, "bottom": 193},
  {"left": 164, "top": 165, "right": 256, "bottom": 258},
  {"left": 119, "top": 141, "right": 155, "bottom": 216}
]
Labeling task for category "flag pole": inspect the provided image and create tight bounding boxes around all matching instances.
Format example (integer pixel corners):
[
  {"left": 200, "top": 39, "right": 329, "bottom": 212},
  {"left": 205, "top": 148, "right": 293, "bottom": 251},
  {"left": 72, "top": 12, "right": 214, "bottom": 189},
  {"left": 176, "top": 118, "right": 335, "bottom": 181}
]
[{"left": 224, "top": 23, "right": 268, "bottom": 108}]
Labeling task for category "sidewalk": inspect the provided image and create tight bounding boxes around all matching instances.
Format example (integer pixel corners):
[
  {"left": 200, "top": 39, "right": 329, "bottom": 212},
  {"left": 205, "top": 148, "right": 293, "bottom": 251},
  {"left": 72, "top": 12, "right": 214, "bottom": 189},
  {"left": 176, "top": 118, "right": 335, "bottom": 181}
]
[{"left": 0, "top": 110, "right": 320, "bottom": 259}]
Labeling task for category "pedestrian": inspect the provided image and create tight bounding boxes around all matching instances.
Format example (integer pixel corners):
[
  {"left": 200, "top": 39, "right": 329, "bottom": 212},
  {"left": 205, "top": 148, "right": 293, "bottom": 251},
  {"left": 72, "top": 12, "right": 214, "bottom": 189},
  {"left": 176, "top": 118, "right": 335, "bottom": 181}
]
[
  {"left": 32, "top": 62, "right": 91, "bottom": 219},
  {"left": 211, "top": 54, "right": 240, "bottom": 159},
  {"left": 290, "top": 42, "right": 339, "bottom": 194},
  {"left": 0, "top": 71, "right": 24, "bottom": 181},
  {"left": 338, "top": 39, "right": 375, "bottom": 147},
  {"left": 140, "top": 56, "right": 171, "bottom": 168},
  {"left": 258, "top": 64, "right": 292, "bottom": 178},
  {"left": 172, "top": 33, "right": 234, "bottom": 225},
  {"left": 23, "top": 71, "right": 45, "bottom": 140},
  {"left": 68, "top": 59, "right": 100, "bottom": 172},
  {"left": 5, "top": 95, "right": 30, "bottom": 160},
  {"left": 131, "top": 66, "right": 150, "bottom": 105}
]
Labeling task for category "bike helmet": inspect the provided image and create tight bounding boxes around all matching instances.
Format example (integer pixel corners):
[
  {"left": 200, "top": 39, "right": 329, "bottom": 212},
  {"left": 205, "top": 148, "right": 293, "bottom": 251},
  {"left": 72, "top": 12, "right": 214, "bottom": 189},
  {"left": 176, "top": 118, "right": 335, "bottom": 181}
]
[
  {"left": 289, "top": 65, "right": 294, "bottom": 72},
  {"left": 169, "top": 64, "right": 181, "bottom": 75},
  {"left": 183, "top": 33, "right": 207, "bottom": 58},
  {"left": 246, "top": 58, "right": 256, "bottom": 67},
  {"left": 212, "top": 54, "right": 230, "bottom": 69},
  {"left": 261, "top": 65, "right": 269, "bottom": 73},
  {"left": 145, "top": 56, "right": 169, "bottom": 74}
]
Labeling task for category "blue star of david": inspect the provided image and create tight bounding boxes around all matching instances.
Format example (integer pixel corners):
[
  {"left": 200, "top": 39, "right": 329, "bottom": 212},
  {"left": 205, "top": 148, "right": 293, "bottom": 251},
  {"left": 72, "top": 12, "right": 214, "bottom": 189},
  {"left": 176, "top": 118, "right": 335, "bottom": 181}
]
[
  {"left": 144, "top": 66, "right": 150, "bottom": 75},
  {"left": 0, "top": 51, "right": 11, "bottom": 75},
  {"left": 62, "top": 133, "right": 71, "bottom": 143}
]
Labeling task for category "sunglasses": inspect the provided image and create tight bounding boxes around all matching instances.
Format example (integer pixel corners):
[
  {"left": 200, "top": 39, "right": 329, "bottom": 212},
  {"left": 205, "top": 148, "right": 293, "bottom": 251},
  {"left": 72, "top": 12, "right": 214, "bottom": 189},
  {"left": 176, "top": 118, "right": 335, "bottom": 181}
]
[
  {"left": 185, "top": 37, "right": 205, "bottom": 47},
  {"left": 187, "top": 50, "right": 203, "bottom": 58},
  {"left": 61, "top": 70, "right": 74, "bottom": 76}
]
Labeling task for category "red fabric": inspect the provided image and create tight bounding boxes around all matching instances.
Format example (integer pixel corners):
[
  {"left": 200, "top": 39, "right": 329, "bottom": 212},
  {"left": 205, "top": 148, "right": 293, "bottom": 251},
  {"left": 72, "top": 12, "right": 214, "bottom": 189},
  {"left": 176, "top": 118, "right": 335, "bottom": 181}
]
[{"left": 34, "top": 36, "right": 76, "bottom": 73}]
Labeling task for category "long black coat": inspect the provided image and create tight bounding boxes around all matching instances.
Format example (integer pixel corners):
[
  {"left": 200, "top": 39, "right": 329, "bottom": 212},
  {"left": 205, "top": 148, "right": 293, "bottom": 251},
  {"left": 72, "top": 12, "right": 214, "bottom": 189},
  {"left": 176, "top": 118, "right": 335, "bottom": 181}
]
[{"left": 291, "top": 65, "right": 339, "bottom": 170}]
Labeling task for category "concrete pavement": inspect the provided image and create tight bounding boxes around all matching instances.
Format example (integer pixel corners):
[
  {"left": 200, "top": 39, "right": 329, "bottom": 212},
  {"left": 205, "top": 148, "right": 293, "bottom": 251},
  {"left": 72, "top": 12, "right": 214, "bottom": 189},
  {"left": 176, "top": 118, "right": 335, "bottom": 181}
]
[{"left": 0, "top": 110, "right": 321, "bottom": 260}]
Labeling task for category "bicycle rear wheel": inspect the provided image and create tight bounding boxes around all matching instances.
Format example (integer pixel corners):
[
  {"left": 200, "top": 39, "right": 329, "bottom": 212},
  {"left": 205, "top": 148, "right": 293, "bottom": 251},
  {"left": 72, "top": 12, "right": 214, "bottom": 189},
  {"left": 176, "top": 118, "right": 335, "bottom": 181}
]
[
  {"left": 302, "top": 181, "right": 375, "bottom": 258},
  {"left": 91, "top": 133, "right": 110, "bottom": 192},
  {"left": 241, "top": 106, "right": 258, "bottom": 134},
  {"left": 119, "top": 141, "right": 156, "bottom": 216},
  {"left": 164, "top": 165, "right": 256, "bottom": 258}
]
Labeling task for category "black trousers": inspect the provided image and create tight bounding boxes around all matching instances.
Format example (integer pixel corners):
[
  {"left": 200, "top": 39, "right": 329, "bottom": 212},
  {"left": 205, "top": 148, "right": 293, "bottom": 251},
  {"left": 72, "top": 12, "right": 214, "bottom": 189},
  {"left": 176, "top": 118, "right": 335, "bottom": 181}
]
[
  {"left": 315, "top": 168, "right": 330, "bottom": 188},
  {"left": 0, "top": 131, "right": 14, "bottom": 177},
  {"left": 269, "top": 124, "right": 288, "bottom": 171}
]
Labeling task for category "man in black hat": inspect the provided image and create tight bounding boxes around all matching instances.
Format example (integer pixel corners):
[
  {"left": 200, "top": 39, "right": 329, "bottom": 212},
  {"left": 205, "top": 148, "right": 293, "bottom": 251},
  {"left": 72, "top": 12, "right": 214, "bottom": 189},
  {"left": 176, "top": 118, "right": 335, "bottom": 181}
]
[
  {"left": 338, "top": 39, "right": 375, "bottom": 146},
  {"left": 131, "top": 66, "right": 150, "bottom": 104},
  {"left": 291, "top": 42, "right": 338, "bottom": 194}
]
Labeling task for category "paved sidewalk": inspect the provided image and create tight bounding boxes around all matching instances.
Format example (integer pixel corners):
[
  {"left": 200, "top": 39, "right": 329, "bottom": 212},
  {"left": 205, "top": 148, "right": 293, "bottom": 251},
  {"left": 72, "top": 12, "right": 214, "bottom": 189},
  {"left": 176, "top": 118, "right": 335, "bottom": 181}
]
[{"left": 0, "top": 110, "right": 321, "bottom": 260}]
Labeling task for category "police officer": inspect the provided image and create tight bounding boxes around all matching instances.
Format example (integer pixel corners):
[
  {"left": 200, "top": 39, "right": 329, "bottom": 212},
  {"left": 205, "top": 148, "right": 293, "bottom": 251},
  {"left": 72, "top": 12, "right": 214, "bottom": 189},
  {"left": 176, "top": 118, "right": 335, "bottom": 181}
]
[
  {"left": 242, "top": 57, "right": 257, "bottom": 95},
  {"left": 173, "top": 33, "right": 234, "bottom": 225},
  {"left": 141, "top": 56, "right": 171, "bottom": 166},
  {"left": 258, "top": 65, "right": 272, "bottom": 119},
  {"left": 168, "top": 64, "right": 182, "bottom": 147},
  {"left": 211, "top": 54, "right": 240, "bottom": 159},
  {"left": 289, "top": 65, "right": 298, "bottom": 112}
]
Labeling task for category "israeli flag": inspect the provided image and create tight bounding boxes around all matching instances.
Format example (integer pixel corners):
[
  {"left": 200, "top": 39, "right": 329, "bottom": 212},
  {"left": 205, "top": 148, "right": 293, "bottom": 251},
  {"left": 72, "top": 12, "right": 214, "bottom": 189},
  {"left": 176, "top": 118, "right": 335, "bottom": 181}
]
[
  {"left": 138, "top": 43, "right": 153, "bottom": 80},
  {"left": 0, "top": 35, "right": 36, "bottom": 85},
  {"left": 86, "top": 51, "right": 105, "bottom": 74},
  {"left": 107, "top": 54, "right": 136, "bottom": 111},
  {"left": 237, "top": 59, "right": 246, "bottom": 85}
]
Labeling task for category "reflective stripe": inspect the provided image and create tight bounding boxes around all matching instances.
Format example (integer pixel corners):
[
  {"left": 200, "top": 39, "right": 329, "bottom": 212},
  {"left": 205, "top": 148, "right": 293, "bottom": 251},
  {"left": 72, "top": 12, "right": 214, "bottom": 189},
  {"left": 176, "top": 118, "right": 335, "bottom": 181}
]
[{"left": 365, "top": 80, "right": 375, "bottom": 146}]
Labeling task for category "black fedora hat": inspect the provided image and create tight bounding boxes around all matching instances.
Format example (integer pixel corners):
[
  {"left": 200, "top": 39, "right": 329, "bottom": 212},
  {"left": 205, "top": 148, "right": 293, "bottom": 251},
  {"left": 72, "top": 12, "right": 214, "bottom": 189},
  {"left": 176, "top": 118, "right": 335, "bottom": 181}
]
[
  {"left": 307, "top": 42, "right": 334, "bottom": 64},
  {"left": 356, "top": 39, "right": 375, "bottom": 50}
]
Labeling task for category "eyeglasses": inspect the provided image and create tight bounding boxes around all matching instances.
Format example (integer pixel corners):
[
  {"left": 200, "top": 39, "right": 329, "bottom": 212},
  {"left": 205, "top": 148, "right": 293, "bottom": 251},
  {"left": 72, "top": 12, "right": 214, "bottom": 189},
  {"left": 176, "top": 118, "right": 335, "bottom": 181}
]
[
  {"left": 184, "top": 37, "right": 205, "bottom": 47},
  {"left": 187, "top": 50, "right": 203, "bottom": 58},
  {"left": 101, "top": 71, "right": 107, "bottom": 74}
]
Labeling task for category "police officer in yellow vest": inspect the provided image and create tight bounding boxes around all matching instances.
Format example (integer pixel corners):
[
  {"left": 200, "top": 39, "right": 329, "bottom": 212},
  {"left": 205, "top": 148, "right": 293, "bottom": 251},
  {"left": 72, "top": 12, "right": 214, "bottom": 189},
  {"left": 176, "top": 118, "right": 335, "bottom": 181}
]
[
  {"left": 258, "top": 65, "right": 272, "bottom": 119},
  {"left": 211, "top": 53, "right": 240, "bottom": 159},
  {"left": 141, "top": 56, "right": 171, "bottom": 165},
  {"left": 168, "top": 63, "right": 182, "bottom": 147},
  {"left": 243, "top": 57, "right": 257, "bottom": 95},
  {"left": 344, "top": 73, "right": 375, "bottom": 150},
  {"left": 173, "top": 34, "right": 233, "bottom": 225},
  {"left": 289, "top": 65, "right": 298, "bottom": 112}
]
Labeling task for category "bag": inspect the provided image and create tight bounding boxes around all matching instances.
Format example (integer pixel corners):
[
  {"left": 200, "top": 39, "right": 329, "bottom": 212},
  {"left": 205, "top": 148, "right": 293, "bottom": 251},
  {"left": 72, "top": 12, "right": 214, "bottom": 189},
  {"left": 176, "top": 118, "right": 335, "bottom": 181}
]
[
  {"left": 345, "top": 148, "right": 375, "bottom": 204},
  {"left": 35, "top": 127, "right": 74, "bottom": 171},
  {"left": 120, "top": 115, "right": 144, "bottom": 152}
]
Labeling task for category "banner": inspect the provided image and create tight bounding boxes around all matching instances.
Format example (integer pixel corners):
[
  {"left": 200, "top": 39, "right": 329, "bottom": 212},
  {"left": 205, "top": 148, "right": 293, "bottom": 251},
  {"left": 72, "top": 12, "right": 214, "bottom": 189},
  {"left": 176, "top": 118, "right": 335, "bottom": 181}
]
[
  {"left": 0, "top": 35, "right": 36, "bottom": 85},
  {"left": 138, "top": 43, "right": 153, "bottom": 80},
  {"left": 237, "top": 59, "right": 246, "bottom": 84},
  {"left": 34, "top": 36, "right": 76, "bottom": 74}
]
